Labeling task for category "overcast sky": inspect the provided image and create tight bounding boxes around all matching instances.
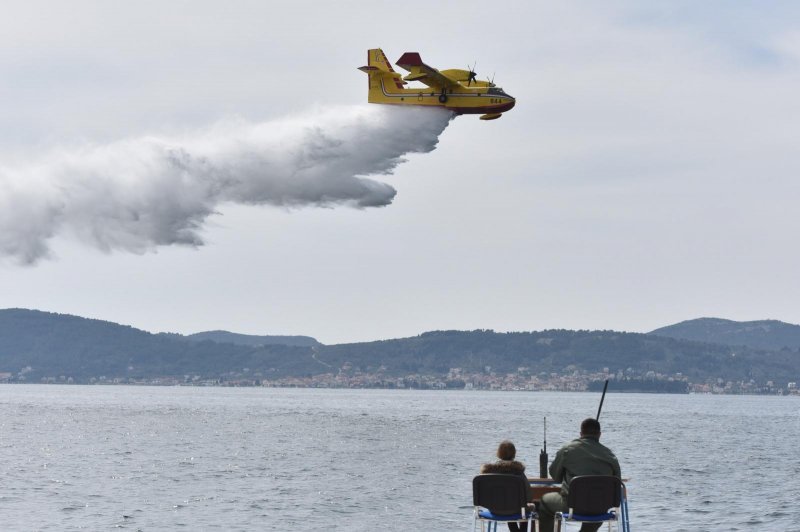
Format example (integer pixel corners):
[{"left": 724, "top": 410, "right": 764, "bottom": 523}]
[{"left": 1, "top": 1, "right": 799, "bottom": 344}]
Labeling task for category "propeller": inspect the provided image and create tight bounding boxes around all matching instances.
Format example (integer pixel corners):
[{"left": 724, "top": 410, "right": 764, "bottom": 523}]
[
  {"left": 466, "top": 61, "right": 478, "bottom": 86},
  {"left": 487, "top": 72, "right": 496, "bottom": 87}
]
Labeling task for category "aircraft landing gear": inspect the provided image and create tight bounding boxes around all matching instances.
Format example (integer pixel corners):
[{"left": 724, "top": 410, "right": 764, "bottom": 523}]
[{"left": 438, "top": 91, "right": 448, "bottom": 104}]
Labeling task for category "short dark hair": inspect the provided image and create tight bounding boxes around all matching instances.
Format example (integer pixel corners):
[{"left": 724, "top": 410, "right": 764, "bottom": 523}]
[
  {"left": 497, "top": 440, "right": 516, "bottom": 460},
  {"left": 581, "top": 418, "right": 601, "bottom": 437}
]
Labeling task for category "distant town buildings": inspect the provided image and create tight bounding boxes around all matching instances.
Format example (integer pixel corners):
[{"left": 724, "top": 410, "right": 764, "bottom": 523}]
[{"left": 4, "top": 364, "right": 798, "bottom": 395}]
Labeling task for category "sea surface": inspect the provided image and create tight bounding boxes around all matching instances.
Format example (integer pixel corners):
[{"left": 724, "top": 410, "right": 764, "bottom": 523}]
[{"left": 0, "top": 386, "right": 798, "bottom": 531}]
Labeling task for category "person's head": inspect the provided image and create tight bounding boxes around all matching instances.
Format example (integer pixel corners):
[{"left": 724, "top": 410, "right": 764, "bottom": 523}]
[
  {"left": 496, "top": 440, "right": 516, "bottom": 461},
  {"left": 580, "top": 418, "right": 601, "bottom": 439}
]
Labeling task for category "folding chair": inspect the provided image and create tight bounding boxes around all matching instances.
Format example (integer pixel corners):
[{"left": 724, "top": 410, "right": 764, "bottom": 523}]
[
  {"left": 473, "top": 474, "right": 537, "bottom": 532},
  {"left": 554, "top": 475, "right": 622, "bottom": 532}
]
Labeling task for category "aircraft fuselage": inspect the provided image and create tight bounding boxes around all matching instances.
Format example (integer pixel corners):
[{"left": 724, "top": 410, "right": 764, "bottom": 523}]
[{"left": 374, "top": 78, "right": 516, "bottom": 116}]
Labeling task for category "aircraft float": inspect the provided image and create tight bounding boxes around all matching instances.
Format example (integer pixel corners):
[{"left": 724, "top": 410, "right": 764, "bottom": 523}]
[{"left": 359, "top": 48, "right": 515, "bottom": 120}]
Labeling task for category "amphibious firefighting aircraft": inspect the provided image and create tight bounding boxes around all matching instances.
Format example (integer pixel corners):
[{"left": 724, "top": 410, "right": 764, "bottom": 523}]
[{"left": 358, "top": 48, "right": 515, "bottom": 120}]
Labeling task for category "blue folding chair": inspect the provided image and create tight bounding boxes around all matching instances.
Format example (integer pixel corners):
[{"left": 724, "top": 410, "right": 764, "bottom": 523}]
[
  {"left": 554, "top": 475, "right": 622, "bottom": 532},
  {"left": 473, "top": 474, "right": 537, "bottom": 532}
]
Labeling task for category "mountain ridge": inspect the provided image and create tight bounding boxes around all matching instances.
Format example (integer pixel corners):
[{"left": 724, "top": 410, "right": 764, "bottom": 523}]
[
  {"left": 649, "top": 317, "right": 800, "bottom": 350},
  {"left": 0, "top": 309, "right": 798, "bottom": 391},
  {"left": 185, "top": 330, "right": 320, "bottom": 348}
]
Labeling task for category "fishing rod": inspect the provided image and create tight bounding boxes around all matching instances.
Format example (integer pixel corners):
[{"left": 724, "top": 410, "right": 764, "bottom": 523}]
[{"left": 596, "top": 379, "right": 609, "bottom": 420}]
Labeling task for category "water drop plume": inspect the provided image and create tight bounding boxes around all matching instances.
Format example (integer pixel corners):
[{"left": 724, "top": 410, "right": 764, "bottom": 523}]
[{"left": 0, "top": 105, "right": 453, "bottom": 264}]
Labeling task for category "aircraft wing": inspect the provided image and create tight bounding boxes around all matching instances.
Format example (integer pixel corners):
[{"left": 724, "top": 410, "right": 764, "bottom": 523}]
[{"left": 395, "top": 52, "right": 461, "bottom": 91}]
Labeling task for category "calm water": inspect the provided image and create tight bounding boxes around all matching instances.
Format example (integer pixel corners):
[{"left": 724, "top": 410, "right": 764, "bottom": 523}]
[{"left": 0, "top": 386, "right": 798, "bottom": 531}]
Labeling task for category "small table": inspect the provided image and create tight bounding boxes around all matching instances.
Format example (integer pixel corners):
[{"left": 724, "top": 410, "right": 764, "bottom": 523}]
[{"left": 527, "top": 477, "right": 561, "bottom": 501}]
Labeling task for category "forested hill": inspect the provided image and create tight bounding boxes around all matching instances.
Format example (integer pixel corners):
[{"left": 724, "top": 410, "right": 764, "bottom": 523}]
[
  {"left": 186, "top": 330, "right": 320, "bottom": 348},
  {"left": 1, "top": 309, "right": 799, "bottom": 386},
  {"left": 315, "top": 329, "right": 800, "bottom": 383},
  {"left": 650, "top": 318, "right": 800, "bottom": 351},
  {"left": 0, "top": 309, "right": 314, "bottom": 381}
]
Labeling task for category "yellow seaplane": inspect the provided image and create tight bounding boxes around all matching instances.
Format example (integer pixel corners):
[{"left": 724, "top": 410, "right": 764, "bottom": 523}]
[{"left": 358, "top": 48, "right": 515, "bottom": 120}]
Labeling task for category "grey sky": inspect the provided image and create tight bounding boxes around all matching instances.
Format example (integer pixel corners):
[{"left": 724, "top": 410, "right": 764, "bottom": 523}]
[{"left": 1, "top": 1, "right": 799, "bottom": 343}]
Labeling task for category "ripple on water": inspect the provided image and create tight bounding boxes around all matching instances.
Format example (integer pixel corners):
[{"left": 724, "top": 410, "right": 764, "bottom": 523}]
[{"left": 0, "top": 387, "right": 798, "bottom": 530}]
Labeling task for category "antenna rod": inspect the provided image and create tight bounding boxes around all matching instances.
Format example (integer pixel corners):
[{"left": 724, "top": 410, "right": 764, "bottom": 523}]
[
  {"left": 538, "top": 416, "right": 548, "bottom": 478},
  {"left": 596, "top": 379, "right": 609, "bottom": 420}
]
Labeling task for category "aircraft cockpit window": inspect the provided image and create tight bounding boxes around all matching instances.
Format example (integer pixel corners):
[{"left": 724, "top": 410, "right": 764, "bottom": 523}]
[{"left": 487, "top": 88, "right": 507, "bottom": 96}]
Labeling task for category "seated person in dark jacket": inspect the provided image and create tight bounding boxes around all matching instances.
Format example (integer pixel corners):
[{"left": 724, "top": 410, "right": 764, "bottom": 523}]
[
  {"left": 538, "top": 418, "right": 621, "bottom": 532},
  {"left": 480, "top": 440, "right": 534, "bottom": 532}
]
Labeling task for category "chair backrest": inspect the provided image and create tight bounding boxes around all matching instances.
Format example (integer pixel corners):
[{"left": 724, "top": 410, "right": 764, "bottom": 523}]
[
  {"left": 566, "top": 475, "right": 622, "bottom": 515},
  {"left": 473, "top": 474, "right": 529, "bottom": 516}
]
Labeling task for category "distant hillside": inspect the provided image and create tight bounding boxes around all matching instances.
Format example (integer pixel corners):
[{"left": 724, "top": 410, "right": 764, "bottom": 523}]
[
  {"left": 650, "top": 318, "right": 800, "bottom": 351},
  {"left": 0, "top": 309, "right": 314, "bottom": 381},
  {"left": 186, "top": 330, "right": 320, "bottom": 348},
  {"left": 316, "top": 329, "right": 800, "bottom": 384},
  {"left": 1, "top": 309, "right": 798, "bottom": 387}
]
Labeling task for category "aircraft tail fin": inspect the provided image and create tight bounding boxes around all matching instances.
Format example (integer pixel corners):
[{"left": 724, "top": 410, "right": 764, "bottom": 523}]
[
  {"left": 363, "top": 49, "right": 395, "bottom": 72},
  {"left": 359, "top": 49, "right": 406, "bottom": 102}
]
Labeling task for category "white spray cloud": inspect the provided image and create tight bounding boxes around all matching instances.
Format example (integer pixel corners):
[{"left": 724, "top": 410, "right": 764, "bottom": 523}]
[{"left": 0, "top": 105, "right": 453, "bottom": 265}]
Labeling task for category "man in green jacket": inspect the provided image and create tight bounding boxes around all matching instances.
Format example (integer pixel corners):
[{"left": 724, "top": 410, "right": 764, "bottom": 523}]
[{"left": 538, "top": 418, "right": 621, "bottom": 532}]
